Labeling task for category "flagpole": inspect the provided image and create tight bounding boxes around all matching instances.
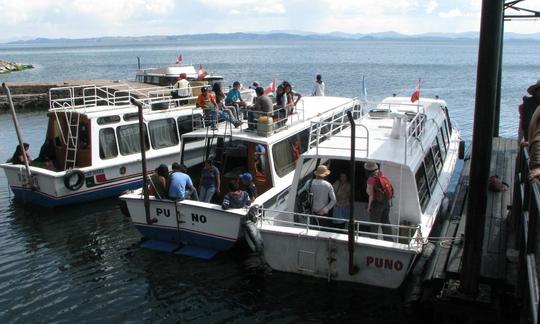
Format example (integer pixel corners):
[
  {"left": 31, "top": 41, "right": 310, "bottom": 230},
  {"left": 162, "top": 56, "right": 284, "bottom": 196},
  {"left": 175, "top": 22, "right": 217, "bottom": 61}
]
[{"left": 417, "top": 78, "right": 421, "bottom": 112}]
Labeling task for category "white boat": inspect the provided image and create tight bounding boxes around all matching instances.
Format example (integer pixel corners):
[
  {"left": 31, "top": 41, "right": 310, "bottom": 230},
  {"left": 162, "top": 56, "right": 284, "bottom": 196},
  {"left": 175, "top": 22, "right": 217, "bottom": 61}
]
[
  {"left": 255, "top": 97, "right": 463, "bottom": 288},
  {"left": 120, "top": 96, "right": 360, "bottom": 258},
  {"left": 1, "top": 83, "right": 215, "bottom": 207},
  {"left": 135, "top": 63, "right": 223, "bottom": 86}
]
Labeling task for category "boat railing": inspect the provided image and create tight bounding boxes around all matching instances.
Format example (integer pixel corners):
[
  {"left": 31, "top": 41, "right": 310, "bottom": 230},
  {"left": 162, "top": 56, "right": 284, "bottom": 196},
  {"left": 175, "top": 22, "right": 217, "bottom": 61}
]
[
  {"left": 308, "top": 102, "right": 366, "bottom": 155},
  {"left": 257, "top": 208, "right": 423, "bottom": 249}
]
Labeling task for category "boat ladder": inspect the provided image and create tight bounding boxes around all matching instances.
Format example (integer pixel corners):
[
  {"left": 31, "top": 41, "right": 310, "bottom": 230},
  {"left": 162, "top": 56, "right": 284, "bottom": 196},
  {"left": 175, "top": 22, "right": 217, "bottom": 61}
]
[{"left": 64, "top": 108, "right": 80, "bottom": 170}]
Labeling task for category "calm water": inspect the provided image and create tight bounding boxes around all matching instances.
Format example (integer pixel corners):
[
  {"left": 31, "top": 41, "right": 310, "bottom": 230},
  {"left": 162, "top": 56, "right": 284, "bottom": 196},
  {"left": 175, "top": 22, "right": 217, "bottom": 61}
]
[{"left": 0, "top": 39, "right": 539, "bottom": 323}]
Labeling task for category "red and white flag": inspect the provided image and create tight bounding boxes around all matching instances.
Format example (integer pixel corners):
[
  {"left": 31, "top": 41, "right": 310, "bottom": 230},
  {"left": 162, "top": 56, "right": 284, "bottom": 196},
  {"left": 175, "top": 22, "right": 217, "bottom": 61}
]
[
  {"left": 175, "top": 54, "right": 183, "bottom": 64},
  {"left": 410, "top": 79, "right": 421, "bottom": 103},
  {"left": 197, "top": 68, "right": 208, "bottom": 81},
  {"left": 264, "top": 80, "right": 276, "bottom": 95}
]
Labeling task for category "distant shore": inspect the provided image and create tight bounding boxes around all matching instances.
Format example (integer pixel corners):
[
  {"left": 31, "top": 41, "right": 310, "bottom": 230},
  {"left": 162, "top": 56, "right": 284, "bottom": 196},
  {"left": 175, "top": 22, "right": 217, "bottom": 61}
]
[{"left": 0, "top": 60, "right": 33, "bottom": 74}]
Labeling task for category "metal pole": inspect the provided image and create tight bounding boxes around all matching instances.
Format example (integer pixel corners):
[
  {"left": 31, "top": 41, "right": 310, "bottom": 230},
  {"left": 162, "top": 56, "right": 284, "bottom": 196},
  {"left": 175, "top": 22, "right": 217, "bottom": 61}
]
[
  {"left": 346, "top": 111, "right": 358, "bottom": 275},
  {"left": 460, "top": 0, "right": 504, "bottom": 295},
  {"left": 132, "top": 99, "right": 155, "bottom": 225},
  {"left": 137, "top": 56, "right": 141, "bottom": 70},
  {"left": 2, "top": 83, "right": 34, "bottom": 189}
]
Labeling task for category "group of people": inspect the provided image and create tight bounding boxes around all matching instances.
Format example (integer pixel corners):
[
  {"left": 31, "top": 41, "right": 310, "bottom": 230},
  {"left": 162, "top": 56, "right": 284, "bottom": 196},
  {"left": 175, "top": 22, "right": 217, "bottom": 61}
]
[
  {"left": 300, "top": 162, "right": 393, "bottom": 240},
  {"left": 519, "top": 80, "right": 540, "bottom": 180},
  {"left": 148, "top": 159, "right": 256, "bottom": 210}
]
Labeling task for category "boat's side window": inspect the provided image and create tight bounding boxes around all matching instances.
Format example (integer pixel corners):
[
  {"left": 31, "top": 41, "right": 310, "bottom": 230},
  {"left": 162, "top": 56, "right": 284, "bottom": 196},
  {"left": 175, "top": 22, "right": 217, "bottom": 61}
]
[
  {"left": 99, "top": 128, "right": 118, "bottom": 160},
  {"left": 424, "top": 150, "right": 437, "bottom": 194},
  {"left": 116, "top": 123, "right": 150, "bottom": 155},
  {"left": 97, "top": 116, "right": 120, "bottom": 125},
  {"left": 273, "top": 137, "right": 298, "bottom": 178},
  {"left": 148, "top": 118, "right": 179, "bottom": 149},
  {"left": 443, "top": 119, "right": 451, "bottom": 143},
  {"left": 431, "top": 139, "right": 443, "bottom": 174},
  {"left": 177, "top": 116, "right": 193, "bottom": 136},
  {"left": 415, "top": 163, "right": 430, "bottom": 212},
  {"left": 440, "top": 126, "right": 449, "bottom": 148},
  {"left": 437, "top": 131, "right": 447, "bottom": 160}
]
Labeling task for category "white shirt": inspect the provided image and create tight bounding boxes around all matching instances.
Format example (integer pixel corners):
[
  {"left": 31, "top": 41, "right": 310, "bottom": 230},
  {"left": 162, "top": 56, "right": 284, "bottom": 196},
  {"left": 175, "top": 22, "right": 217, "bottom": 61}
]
[
  {"left": 173, "top": 79, "right": 192, "bottom": 97},
  {"left": 301, "top": 178, "right": 336, "bottom": 214},
  {"left": 312, "top": 81, "right": 325, "bottom": 96}
]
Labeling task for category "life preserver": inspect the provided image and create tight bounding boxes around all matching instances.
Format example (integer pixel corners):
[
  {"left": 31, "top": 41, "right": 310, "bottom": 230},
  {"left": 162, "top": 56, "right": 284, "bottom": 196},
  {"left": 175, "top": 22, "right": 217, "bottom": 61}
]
[
  {"left": 64, "top": 169, "right": 85, "bottom": 191},
  {"left": 244, "top": 220, "right": 263, "bottom": 253}
]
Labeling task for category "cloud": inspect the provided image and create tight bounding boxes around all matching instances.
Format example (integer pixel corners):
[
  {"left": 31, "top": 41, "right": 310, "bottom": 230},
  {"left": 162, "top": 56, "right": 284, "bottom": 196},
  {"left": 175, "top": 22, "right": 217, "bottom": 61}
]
[
  {"left": 425, "top": 1, "right": 437, "bottom": 14},
  {"left": 197, "top": 0, "right": 286, "bottom": 15},
  {"left": 439, "top": 8, "right": 463, "bottom": 18}
]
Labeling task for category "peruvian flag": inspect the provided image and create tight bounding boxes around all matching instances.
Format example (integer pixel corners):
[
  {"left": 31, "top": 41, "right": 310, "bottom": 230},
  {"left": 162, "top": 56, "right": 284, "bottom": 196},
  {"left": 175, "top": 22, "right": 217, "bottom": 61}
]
[
  {"left": 410, "top": 79, "right": 421, "bottom": 103},
  {"left": 264, "top": 80, "right": 276, "bottom": 95},
  {"left": 197, "top": 64, "right": 208, "bottom": 80},
  {"left": 175, "top": 54, "right": 183, "bottom": 64}
]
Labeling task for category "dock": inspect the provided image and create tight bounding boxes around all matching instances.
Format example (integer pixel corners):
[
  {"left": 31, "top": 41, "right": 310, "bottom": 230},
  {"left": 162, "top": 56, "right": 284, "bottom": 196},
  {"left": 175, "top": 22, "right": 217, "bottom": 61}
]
[
  {"left": 0, "top": 80, "right": 166, "bottom": 111},
  {"left": 415, "top": 137, "right": 540, "bottom": 323}
]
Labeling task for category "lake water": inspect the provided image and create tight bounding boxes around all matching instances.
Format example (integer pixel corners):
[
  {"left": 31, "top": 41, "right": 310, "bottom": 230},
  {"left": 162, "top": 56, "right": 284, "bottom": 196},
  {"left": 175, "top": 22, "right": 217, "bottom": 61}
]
[{"left": 0, "top": 39, "right": 539, "bottom": 323}]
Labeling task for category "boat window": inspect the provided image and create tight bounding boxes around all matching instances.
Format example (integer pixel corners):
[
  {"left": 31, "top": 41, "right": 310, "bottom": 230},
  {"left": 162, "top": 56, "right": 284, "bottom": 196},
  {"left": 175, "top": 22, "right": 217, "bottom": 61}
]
[
  {"left": 116, "top": 123, "right": 150, "bottom": 155},
  {"left": 99, "top": 128, "right": 118, "bottom": 159},
  {"left": 123, "top": 113, "right": 139, "bottom": 122},
  {"left": 424, "top": 150, "right": 437, "bottom": 194},
  {"left": 273, "top": 139, "right": 296, "bottom": 178},
  {"left": 437, "top": 131, "right": 447, "bottom": 160},
  {"left": 431, "top": 139, "right": 443, "bottom": 174},
  {"left": 97, "top": 116, "right": 120, "bottom": 125},
  {"left": 415, "top": 163, "right": 430, "bottom": 212},
  {"left": 443, "top": 120, "right": 451, "bottom": 144},
  {"left": 440, "top": 126, "right": 449, "bottom": 147},
  {"left": 149, "top": 118, "right": 179, "bottom": 149},
  {"left": 177, "top": 116, "right": 193, "bottom": 136}
]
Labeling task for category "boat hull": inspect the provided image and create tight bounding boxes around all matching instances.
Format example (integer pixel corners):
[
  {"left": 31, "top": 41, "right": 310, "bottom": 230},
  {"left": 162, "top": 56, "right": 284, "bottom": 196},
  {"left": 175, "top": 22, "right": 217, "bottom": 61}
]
[{"left": 259, "top": 225, "right": 417, "bottom": 288}]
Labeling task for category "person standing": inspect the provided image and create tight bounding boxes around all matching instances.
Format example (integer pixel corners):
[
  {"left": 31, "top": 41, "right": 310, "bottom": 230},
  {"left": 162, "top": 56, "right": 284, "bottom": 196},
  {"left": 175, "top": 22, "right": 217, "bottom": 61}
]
[
  {"left": 199, "top": 158, "right": 221, "bottom": 203},
  {"left": 365, "top": 162, "right": 393, "bottom": 241},
  {"left": 332, "top": 172, "right": 351, "bottom": 226},
  {"left": 168, "top": 162, "right": 197, "bottom": 201},
  {"left": 301, "top": 165, "right": 336, "bottom": 220},
  {"left": 172, "top": 73, "right": 192, "bottom": 106},
  {"left": 283, "top": 81, "right": 302, "bottom": 115},
  {"left": 519, "top": 80, "right": 540, "bottom": 142},
  {"left": 312, "top": 74, "right": 325, "bottom": 96}
]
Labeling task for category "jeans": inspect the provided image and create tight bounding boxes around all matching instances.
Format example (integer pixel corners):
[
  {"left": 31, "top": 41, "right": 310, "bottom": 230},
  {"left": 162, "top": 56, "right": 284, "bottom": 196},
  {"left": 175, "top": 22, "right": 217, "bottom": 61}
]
[
  {"left": 199, "top": 185, "right": 216, "bottom": 203},
  {"left": 208, "top": 109, "right": 237, "bottom": 128},
  {"left": 333, "top": 205, "right": 350, "bottom": 225},
  {"left": 369, "top": 202, "right": 392, "bottom": 241}
]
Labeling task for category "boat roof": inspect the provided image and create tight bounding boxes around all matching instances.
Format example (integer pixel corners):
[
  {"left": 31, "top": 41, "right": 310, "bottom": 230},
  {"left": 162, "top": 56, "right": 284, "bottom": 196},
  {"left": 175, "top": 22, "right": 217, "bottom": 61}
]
[
  {"left": 136, "top": 64, "right": 223, "bottom": 79},
  {"left": 304, "top": 97, "right": 449, "bottom": 169},
  {"left": 181, "top": 96, "right": 357, "bottom": 145}
]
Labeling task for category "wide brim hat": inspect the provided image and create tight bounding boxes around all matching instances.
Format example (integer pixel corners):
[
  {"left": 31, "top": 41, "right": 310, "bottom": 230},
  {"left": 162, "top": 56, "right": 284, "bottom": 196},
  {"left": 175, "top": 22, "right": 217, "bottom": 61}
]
[
  {"left": 314, "top": 165, "right": 331, "bottom": 177},
  {"left": 527, "top": 80, "right": 540, "bottom": 95},
  {"left": 364, "top": 161, "right": 378, "bottom": 171}
]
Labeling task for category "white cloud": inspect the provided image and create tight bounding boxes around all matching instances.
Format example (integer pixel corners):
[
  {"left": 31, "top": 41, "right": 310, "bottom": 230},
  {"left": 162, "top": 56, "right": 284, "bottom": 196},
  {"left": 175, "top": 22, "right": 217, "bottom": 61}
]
[
  {"left": 425, "top": 1, "right": 437, "bottom": 14},
  {"left": 197, "top": 0, "right": 286, "bottom": 15},
  {"left": 439, "top": 8, "right": 463, "bottom": 18}
]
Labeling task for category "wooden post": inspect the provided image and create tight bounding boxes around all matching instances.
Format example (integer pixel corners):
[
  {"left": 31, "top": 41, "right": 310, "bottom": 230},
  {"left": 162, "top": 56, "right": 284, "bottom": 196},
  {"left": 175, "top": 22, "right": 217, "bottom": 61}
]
[
  {"left": 346, "top": 111, "right": 358, "bottom": 275},
  {"left": 459, "top": 0, "right": 504, "bottom": 295}
]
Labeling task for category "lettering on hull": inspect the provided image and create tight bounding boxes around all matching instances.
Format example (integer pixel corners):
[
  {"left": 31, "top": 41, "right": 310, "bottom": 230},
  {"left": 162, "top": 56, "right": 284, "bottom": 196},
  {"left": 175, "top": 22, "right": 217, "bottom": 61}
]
[
  {"left": 191, "top": 213, "right": 207, "bottom": 223},
  {"left": 366, "top": 256, "right": 403, "bottom": 271}
]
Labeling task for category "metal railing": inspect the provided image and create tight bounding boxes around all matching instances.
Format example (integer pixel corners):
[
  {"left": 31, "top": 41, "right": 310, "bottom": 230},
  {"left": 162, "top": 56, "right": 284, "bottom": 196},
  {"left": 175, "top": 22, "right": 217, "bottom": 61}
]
[
  {"left": 512, "top": 146, "right": 540, "bottom": 323},
  {"left": 257, "top": 208, "right": 423, "bottom": 249}
]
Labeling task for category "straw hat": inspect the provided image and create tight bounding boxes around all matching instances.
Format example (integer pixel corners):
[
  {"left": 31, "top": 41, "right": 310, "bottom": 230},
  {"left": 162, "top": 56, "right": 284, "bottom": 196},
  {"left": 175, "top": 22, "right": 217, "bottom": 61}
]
[
  {"left": 527, "top": 80, "right": 540, "bottom": 95},
  {"left": 314, "top": 165, "right": 331, "bottom": 177},
  {"left": 364, "top": 162, "right": 378, "bottom": 172}
]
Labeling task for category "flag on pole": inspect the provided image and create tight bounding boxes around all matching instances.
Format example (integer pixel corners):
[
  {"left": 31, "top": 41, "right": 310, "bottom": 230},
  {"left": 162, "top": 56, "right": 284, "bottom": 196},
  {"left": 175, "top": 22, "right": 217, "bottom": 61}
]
[
  {"left": 264, "top": 80, "right": 276, "bottom": 95},
  {"left": 362, "top": 75, "right": 368, "bottom": 101},
  {"left": 175, "top": 54, "right": 183, "bottom": 64},
  {"left": 410, "top": 79, "right": 421, "bottom": 103},
  {"left": 197, "top": 67, "right": 208, "bottom": 81}
]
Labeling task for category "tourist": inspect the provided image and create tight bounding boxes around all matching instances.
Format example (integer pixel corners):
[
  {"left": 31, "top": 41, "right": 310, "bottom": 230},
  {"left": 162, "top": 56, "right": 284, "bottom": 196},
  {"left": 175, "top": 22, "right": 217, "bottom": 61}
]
[
  {"left": 519, "top": 80, "right": 540, "bottom": 142},
  {"left": 312, "top": 74, "right": 325, "bottom": 96},
  {"left": 332, "top": 173, "right": 351, "bottom": 226},
  {"left": 239, "top": 172, "right": 257, "bottom": 200},
  {"left": 8, "top": 143, "right": 31, "bottom": 165},
  {"left": 247, "top": 87, "right": 273, "bottom": 131},
  {"left": 365, "top": 162, "right": 393, "bottom": 240},
  {"left": 526, "top": 102, "right": 540, "bottom": 180},
  {"left": 148, "top": 164, "right": 169, "bottom": 199},
  {"left": 199, "top": 158, "right": 221, "bottom": 203},
  {"left": 222, "top": 181, "right": 251, "bottom": 210},
  {"left": 212, "top": 82, "right": 237, "bottom": 119},
  {"left": 172, "top": 73, "right": 192, "bottom": 106},
  {"left": 283, "top": 81, "right": 302, "bottom": 114},
  {"left": 254, "top": 144, "right": 266, "bottom": 175},
  {"left": 168, "top": 162, "right": 197, "bottom": 201},
  {"left": 291, "top": 135, "right": 302, "bottom": 162},
  {"left": 31, "top": 139, "right": 56, "bottom": 170},
  {"left": 275, "top": 84, "right": 287, "bottom": 118},
  {"left": 300, "top": 165, "right": 336, "bottom": 223},
  {"left": 197, "top": 86, "right": 241, "bottom": 129},
  {"left": 225, "top": 81, "right": 247, "bottom": 108}
]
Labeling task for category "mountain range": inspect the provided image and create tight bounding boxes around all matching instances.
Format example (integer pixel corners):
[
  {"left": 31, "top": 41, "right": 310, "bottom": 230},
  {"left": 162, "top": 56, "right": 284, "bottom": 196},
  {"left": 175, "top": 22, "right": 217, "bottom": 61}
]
[{"left": 4, "top": 31, "right": 540, "bottom": 44}]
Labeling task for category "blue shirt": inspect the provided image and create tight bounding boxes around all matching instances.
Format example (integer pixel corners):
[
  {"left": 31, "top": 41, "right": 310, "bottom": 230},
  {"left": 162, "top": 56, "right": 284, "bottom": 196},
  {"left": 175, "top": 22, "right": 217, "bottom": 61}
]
[
  {"left": 225, "top": 89, "right": 242, "bottom": 105},
  {"left": 168, "top": 171, "right": 193, "bottom": 199},
  {"left": 201, "top": 166, "right": 219, "bottom": 188}
]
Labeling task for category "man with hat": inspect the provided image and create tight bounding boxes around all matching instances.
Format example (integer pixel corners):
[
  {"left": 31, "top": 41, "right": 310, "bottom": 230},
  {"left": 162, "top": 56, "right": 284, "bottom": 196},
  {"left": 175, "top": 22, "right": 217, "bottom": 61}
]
[
  {"left": 300, "top": 165, "right": 336, "bottom": 221},
  {"left": 172, "top": 73, "right": 192, "bottom": 106},
  {"left": 519, "top": 80, "right": 540, "bottom": 142},
  {"left": 365, "top": 162, "right": 393, "bottom": 240},
  {"left": 239, "top": 172, "right": 257, "bottom": 200}
]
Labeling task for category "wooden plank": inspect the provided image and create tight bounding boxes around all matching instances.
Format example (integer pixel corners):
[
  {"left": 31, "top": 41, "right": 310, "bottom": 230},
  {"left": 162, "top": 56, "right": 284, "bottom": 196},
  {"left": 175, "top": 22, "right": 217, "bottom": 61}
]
[{"left": 445, "top": 201, "right": 467, "bottom": 276}]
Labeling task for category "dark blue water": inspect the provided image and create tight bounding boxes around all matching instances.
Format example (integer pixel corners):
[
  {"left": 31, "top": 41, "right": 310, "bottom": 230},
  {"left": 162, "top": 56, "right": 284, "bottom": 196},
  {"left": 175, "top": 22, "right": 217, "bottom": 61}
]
[{"left": 1, "top": 39, "right": 539, "bottom": 323}]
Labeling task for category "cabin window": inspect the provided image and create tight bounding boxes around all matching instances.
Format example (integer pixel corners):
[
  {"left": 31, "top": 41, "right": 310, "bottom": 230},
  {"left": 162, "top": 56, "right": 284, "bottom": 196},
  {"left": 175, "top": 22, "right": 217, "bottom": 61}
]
[
  {"left": 440, "top": 126, "right": 449, "bottom": 148},
  {"left": 273, "top": 139, "right": 296, "bottom": 178},
  {"left": 415, "top": 163, "right": 430, "bottom": 212},
  {"left": 149, "top": 118, "right": 179, "bottom": 149},
  {"left": 177, "top": 116, "right": 193, "bottom": 136},
  {"left": 99, "top": 128, "right": 118, "bottom": 159},
  {"left": 443, "top": 120, "right": 451, "bottom": 144},
  {"left": 97, "top": 116, "right": 120, "bottom": 125},
  {"left": 123, "top": 113, "right": 139, "bottom": 122},
  {"left": 117, "top": 123, "right": 150, "bottom": 155},
  {"left": 431, "top": 139, "right": 443, "bottom": 174},
  {"left": 424, "top": 150, "right": 437, "bottom": 194},
  {"left": 437, "top": 131, "right": 447, "bottom": 160}
]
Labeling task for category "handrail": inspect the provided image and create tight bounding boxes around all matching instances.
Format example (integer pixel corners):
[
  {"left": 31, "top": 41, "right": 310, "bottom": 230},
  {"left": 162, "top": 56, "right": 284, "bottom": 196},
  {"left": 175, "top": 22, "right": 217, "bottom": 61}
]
[{"left": 257, "top": 207, "right": 422, "bottom": 248}]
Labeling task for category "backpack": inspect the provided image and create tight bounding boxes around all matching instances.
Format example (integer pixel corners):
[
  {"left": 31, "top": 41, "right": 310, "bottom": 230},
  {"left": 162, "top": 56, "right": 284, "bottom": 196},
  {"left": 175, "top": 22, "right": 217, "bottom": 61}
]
[{"left": 373, "top": 173, "right": 393, "bottom": 202}]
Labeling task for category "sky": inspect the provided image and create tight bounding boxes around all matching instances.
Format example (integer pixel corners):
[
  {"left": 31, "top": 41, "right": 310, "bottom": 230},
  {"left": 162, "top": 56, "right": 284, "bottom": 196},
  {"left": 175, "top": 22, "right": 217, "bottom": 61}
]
[{"left": 0, "top": 0, "right": 539, "bottom": 40}]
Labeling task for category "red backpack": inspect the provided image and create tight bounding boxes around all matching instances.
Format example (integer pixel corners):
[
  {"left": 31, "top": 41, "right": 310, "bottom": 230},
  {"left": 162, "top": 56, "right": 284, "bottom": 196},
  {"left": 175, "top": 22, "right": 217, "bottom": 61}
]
[{"left": 373, "top": 172, "right": 394, "bottom": 202}]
